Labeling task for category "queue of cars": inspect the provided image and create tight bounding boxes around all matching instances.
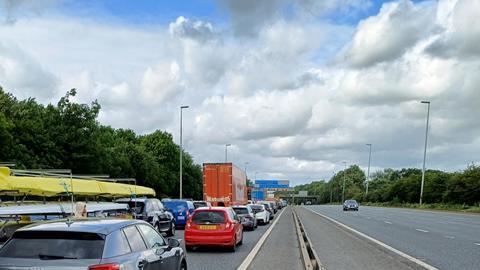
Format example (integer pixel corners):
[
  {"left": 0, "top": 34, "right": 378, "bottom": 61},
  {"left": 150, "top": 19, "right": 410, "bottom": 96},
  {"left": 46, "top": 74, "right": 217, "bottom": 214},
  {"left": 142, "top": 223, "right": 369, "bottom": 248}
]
[
  {"left": 0, "top": 198, "right": 287, "bottom": 269},
  {"left": 183, "top": 200, "right": 285, "bottom": 252}
]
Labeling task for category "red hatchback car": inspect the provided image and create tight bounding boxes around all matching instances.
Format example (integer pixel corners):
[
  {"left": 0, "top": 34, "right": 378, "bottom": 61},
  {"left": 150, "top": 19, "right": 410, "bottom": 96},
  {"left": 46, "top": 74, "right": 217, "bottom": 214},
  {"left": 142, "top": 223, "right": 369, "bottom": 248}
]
[{"left": 185, "top": 207, "right": 243, "bottom": 252}]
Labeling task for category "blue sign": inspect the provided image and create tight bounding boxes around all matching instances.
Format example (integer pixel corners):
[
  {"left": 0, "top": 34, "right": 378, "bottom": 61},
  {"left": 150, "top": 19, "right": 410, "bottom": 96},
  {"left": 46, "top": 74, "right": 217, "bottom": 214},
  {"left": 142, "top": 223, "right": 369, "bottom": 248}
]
[
  {"left": 255, "top": 180, "right": 290, "bottom": 189},
  {"left": 251, "top": 190, "right": 265, "bottom": 200}
]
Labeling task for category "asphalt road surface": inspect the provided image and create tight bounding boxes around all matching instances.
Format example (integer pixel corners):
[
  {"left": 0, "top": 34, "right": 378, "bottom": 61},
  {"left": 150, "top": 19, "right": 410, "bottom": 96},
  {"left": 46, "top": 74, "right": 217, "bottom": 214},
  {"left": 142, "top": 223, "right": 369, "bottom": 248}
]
[
  {"left": 248, "top": 206, "right": 302, "bottom": 270},
  {"left": 302, "top": 205, "right": 480, "bottom": 270},
  {"left": 170, "top": 208, "right": 286, "bottom": 270}
]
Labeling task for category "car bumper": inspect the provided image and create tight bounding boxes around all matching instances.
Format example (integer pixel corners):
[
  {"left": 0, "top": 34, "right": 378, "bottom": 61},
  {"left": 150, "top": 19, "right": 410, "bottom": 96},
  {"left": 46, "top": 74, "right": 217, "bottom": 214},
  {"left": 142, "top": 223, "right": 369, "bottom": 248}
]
[
  {"left": 242, "top": 220, "right": 255, "bottom": 228},
  {"left": 175, "top": 216, "right": 187, "bottom": 225},
  {"left": 185, "top": 232, "right": 235, "bottom": 246}
]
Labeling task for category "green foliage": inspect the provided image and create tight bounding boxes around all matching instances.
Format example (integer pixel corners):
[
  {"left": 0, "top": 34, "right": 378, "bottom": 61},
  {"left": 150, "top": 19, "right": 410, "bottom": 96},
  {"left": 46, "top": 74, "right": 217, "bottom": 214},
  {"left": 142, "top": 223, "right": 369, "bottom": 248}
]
[
  {"left": 0, "top": 87, "right": 203, "bottom": 199},
  {"left": 296, "top": 164, "right": 480, "bottom": 207}
]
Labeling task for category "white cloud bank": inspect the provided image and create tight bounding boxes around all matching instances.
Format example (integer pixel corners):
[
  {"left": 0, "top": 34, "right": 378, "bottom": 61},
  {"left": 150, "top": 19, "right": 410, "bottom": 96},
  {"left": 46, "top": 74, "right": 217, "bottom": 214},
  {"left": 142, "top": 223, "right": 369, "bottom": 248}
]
[{"left": 0, "top": 0, "right": 479, "bottom": 185}]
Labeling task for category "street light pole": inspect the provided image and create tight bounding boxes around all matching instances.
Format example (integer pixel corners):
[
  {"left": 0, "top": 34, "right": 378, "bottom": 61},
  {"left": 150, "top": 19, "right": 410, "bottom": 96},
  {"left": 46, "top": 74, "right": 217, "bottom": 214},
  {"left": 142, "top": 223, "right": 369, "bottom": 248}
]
[
  {"left": 179, "top": 105, "right": 189, "bottom": 199},
  {"left": 225, "top": 144, "right": 231, "bottom": 163},
  {"left": 342, "top": 161, "right": 347, "bottom": 203},
  {"left": 419, "top": 101, "right": 430, "bottom": 204},
  {"left": 366, "top": 144, "right": 372, "bottom": 197},
  {"left": 244, "top": 162, "right": 249, "bottom": 177}
]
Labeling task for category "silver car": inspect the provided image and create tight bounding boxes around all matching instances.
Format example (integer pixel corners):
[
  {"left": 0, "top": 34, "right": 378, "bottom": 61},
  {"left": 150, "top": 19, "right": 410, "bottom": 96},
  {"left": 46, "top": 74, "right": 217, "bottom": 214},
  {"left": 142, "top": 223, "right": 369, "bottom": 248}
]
[
  {"left": 232, "top": 205, "right": 257, "bottom": 230},
  {"left": 0, "top": 219, "right": 187, "bottom": 270}
]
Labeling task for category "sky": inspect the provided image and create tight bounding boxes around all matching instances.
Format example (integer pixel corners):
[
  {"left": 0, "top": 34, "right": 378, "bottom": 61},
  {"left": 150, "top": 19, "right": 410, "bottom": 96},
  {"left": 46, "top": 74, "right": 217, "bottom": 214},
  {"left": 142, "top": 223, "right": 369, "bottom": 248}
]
[{"left": 0, "top": 0, "right": 479, "bottom": 186}]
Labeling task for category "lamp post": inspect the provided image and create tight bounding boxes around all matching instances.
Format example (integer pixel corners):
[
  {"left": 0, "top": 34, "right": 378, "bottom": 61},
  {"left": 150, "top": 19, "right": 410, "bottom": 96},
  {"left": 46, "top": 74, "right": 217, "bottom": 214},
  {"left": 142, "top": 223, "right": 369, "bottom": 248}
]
[
  {"left": 179, "top": 105, "right": 189, "bottom": 199},
  {"left": 244, "top": 162, "right": 249, "bottom": 177},
  {"left": 342, "top": 161, "right": 347, "bottom": 203},
  {"left": 419, "top": 101, "right": 430, "bottom": 204},
  {"left": 366, "top": 144, "right": 372, "bottom": 197},
  {"left": 225, "top": 144, "right": 231, "bottom": 163}
]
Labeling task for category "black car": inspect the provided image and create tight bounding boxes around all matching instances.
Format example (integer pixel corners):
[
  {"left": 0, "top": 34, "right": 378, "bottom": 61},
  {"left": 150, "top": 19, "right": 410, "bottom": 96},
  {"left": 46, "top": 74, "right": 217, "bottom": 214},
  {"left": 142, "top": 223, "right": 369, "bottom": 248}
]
[
  {"left": 0, "top": 219, "right": 187, "bottom": 270},
  {"left": 116, "top": 198, "right": 175, "bottom": 236},
  {"left": 343, "top": 199, "right": 359, "bottom": 211}
]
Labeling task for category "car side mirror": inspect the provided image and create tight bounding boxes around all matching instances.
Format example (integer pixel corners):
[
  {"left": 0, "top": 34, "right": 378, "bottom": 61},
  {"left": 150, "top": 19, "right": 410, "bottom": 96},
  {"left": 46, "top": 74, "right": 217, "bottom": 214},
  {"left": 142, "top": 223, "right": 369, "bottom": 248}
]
[
  {"left": 167, "top": 238, "right": 181, "bottom": 248},
  {"left": 155, "top": 247, "right": 166, "bottom": 256}
]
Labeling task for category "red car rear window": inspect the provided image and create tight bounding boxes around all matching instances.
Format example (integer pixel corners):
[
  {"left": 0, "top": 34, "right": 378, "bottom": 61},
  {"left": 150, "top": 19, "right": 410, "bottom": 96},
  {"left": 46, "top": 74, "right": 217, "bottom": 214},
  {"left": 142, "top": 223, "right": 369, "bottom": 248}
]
[{"left": 192, "top": 211, "right": 226, "bottom": 224}]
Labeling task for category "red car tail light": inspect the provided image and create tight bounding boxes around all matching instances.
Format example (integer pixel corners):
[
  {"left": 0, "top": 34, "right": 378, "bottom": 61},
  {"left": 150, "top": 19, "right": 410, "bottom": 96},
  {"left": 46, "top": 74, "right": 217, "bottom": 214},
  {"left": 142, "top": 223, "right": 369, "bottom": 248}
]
[
  {"left": 186, "top": 221, "right": 192, "bottom": 229},
  {"left": 88, "top": 263, "right": 120, "bottom": 270},
  {"left": 225, "top": 221, "right": 231, "bottom": 229}
]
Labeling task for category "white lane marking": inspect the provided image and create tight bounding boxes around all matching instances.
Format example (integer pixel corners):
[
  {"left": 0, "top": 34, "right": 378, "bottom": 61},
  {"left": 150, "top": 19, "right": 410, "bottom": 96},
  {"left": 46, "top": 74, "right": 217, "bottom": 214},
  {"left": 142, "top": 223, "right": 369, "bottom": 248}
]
[
  {"left": 384, "top": 221, "right": 392, "bottom": 224},
  {"left": 444, "top": 235, "right": 455, "bottom": 239},
  {"left": 416, "top": 229, "right": 429, "bottom": 233},
  {"left": 303, "top": 207, "right": 439, "bottom": 270},
  {"left": 474, "top": 243, "right": 480, "bottom": 246},
  {"left": 237, "top": 207, "right": 286, "bottom": 270}
]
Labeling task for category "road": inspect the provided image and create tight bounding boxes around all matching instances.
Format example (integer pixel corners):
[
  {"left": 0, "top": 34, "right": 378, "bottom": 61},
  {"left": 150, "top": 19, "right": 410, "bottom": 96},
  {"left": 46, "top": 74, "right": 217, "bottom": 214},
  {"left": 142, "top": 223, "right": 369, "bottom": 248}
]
[
  {"left": 171, "top": 207, "right": 299, "bottom": 270},
  {"left": 247, "top": 206, "right": 302, "bottom": 270},
  {"left": 301, "top": 205, "right": 480, "bottom": 270}
]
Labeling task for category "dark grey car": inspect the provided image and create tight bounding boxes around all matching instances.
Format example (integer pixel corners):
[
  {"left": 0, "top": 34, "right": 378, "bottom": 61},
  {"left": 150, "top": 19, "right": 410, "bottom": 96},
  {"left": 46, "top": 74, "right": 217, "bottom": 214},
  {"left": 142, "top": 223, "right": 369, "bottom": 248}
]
[
  {"left": 0, "top": 219, "right": 187, "bottom": 270},
  {"left": 232, "top": 205, "right": 257, "bottom": 231},
  {"left": 343, "top": 199, "right": 359, "bottom": 211}
]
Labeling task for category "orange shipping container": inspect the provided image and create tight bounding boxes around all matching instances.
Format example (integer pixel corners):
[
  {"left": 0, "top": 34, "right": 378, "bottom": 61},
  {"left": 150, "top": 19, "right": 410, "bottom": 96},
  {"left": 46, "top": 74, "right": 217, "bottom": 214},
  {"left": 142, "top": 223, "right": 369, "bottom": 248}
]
[{"left": 203, "top": 163, "right": 247, "bottom": 207}]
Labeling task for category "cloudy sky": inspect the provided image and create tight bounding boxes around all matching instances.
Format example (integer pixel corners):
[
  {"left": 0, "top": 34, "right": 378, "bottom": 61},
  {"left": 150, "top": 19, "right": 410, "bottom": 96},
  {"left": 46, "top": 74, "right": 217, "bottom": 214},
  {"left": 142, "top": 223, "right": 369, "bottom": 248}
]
[{"left": 0, "top": 0, "right": 479, "bottom": 185}]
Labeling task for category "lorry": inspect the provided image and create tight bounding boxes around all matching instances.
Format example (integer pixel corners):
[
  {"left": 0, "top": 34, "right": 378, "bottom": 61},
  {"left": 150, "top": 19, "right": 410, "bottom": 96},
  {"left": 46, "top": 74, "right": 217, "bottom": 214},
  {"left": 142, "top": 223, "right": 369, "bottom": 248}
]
[{"left": 203, "top": 163, "right": 247, "bottom": 207}]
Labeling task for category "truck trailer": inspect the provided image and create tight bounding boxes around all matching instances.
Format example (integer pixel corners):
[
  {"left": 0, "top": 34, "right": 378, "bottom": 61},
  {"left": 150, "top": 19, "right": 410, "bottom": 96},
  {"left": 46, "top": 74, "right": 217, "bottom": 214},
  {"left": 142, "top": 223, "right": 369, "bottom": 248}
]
[{"left": 203, "top": 163, "right": 247, "bottom": 207}]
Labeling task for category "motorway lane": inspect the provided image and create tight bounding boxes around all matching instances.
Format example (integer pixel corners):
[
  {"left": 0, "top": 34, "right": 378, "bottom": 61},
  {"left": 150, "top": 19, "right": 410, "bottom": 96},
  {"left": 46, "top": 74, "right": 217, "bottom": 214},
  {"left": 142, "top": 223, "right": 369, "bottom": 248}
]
[
  {"left": 304, "top": 205, "right": 480, "bottom": 270},
  {"left": 296, "top": 206, "right": 423, "bottom": 270},
  {"left": 170, "top": 208, "right": 284, "bottom": 270}
]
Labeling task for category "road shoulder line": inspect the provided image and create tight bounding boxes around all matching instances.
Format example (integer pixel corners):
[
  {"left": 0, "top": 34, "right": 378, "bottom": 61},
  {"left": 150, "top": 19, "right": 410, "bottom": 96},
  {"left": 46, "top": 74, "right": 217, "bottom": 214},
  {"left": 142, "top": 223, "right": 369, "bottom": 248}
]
[
  {"left": 303, "top": 207, "right": 439, "bottom": 270},
  {"left": 237, "top": 207, "right": 286, "bottom": 270}
]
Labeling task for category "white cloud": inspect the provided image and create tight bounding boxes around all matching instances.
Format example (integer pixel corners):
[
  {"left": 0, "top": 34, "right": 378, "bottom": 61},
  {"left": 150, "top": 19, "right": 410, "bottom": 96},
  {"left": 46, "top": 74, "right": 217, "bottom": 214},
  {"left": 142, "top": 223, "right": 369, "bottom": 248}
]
[
  {"left": 140, "top": 61, "right": 184, "bottom": 106},
  {"left": 426, "top": 0, "right": 480, "bottom": 58},
  {"left": 169, "top": 16, "right": 215, "bottom": 42},
  {"left": 1, "top": 0, "right": 480, "bottom": 185},
  {"left": 341, "top": 0, "right": 437, "bottom": 67},
  {"left": 0, "top": 42, "right": 57, "bottom": 100}
]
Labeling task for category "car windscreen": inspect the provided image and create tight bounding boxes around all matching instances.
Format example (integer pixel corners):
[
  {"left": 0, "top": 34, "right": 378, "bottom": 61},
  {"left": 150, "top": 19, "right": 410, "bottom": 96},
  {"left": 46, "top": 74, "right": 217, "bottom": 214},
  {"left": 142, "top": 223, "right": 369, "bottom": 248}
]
[
  {"left": 123, "top": 201, "right": 144, "bottom": 214},
  {"left": 0, "top": 231, "right": 105, "bottom": 259},
  {"left": 263, "top": 204, "right": 271, "bottom": 209},
  {"left": 192, "top": 211, "right": 225, "bottom": 224},
  {"left": 163, "top": 201, "right": 187, "bottom": 213},
  {"left": 193, "top": 202, "right": 208, "bottom": 208},
  {"left": 232, "top": 207, "right": 249, "bottom": 215},
  {"left": 346, "top": 200, "right": 357, "bottom": 204},
  {"left": 250, "top": 205, "right": 264, "bottom": 212}
]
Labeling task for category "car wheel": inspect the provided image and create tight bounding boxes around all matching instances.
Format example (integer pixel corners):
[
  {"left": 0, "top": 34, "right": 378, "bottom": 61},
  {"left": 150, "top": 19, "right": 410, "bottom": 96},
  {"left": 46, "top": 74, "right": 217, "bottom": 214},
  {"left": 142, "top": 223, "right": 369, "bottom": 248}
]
[
  {"left": 180, "top": 260, "right": 187, "bottom": 270},
  {"left": 238, "top": 234, "right": 243, "bottom": 245},
  {"left": 166, "top": 221, "right": 175, "bottom": 237},
  {"left": 229, "top": 238, "right": 236, "bottom": 252}
]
